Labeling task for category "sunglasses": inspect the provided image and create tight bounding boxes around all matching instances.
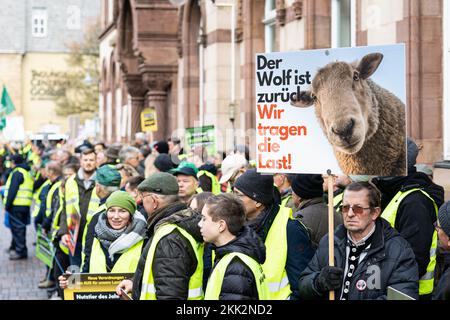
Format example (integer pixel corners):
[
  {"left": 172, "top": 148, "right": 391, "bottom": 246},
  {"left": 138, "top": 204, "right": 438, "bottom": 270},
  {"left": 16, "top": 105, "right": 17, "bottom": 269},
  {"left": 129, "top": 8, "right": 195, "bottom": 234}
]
[{"left": 340, "top": 204, "right": 372, "bottom": 215}]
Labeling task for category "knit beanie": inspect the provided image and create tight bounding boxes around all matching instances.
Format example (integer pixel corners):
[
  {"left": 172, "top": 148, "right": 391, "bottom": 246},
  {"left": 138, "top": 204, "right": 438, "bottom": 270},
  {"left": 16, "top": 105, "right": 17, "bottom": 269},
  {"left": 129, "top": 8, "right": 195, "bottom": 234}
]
[
  {"left": 233, "top": 169, "right": 274, "bottom": 206},
  {"left": 154, "top": 153, "right": 175, "bottom": 172},
  {"left": 291, "top": 174, "right": 324, "bottom": 199},
  {"left": 153, "top": 141, "right": 169, "bottom": 154},
  {"left": 438, "top": 201, "right": 450, "bottom": 237},
  {"left": 407, "top": 137, "right": 419, "bottom": 173},
  {"left": 97, "top": 165, "right": 122, "bottom": 187},
  {"left": 106, "top": 191, "right": 137, "bottom": 215}
]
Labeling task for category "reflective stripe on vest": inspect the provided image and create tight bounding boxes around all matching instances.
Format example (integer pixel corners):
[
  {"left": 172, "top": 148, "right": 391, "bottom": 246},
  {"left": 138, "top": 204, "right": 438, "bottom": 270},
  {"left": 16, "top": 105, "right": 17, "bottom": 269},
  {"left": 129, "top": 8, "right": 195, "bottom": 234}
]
[
  {"left": 140, "top": 223, "right": 204, "bottom": 300},
  {"left": 381, "top": 188, "right": 438, "bottom": 295},
  {"left": 89, "top": 237, "right": 143, "bottom": 273},
  {"left": 197, "top": 170, "right": 221, "bottom": 195},
  {"left": 32, "top": 179, "right": 51, "bottom": 218},
  {"left": 45, "top": 180, "right": 64, "bottom": 241},
  {"left": 262, "top": 206, "right": 292, "bottom": 300},
  {"left": 205, "top": 252, "right": 270, "bottom": 300},
  {"left": 65, "top": 175, "right": 100, "bottom": 231},
  {"left": 4, "top": 167, "right": 34, "bottom": 206}
]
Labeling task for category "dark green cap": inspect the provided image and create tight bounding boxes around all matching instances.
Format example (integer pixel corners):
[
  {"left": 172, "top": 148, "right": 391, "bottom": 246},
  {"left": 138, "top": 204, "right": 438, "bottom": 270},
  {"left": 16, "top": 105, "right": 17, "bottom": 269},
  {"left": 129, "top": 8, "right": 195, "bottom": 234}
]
[
  {"left": 137, "top": 172, "right": 179, "bottom": 195},
  {"left": 97, "top": 165, "right": 122, "bottom": 187}
]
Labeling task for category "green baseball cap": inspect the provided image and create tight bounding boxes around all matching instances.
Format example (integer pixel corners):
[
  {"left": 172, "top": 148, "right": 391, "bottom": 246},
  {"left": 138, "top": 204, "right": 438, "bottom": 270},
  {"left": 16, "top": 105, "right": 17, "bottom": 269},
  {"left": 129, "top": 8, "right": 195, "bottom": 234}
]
[
  {"left": 137, "top": 172, "right": 179, "bottom": 195},
  {"left": 171, "top": 161, "right": 199, "bottom": 179}
]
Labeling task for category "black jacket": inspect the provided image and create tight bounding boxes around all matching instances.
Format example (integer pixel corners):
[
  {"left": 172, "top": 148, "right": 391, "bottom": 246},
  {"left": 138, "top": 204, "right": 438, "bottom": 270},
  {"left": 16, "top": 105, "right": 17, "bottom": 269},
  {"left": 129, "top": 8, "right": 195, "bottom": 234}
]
[
  {"left": 210, "top": 226, "right": 266, "bottom": 300},
  {"left": 433, "top": 252, "right": 450, "bottom": 300},
  {"left": 246, "top": 188, "right": 316, "bottom": 300},
  {"left": 298, "top": 218, "right": 419, "bottom": 300},
  {"left": 132, "top": 202, "right": 203, "bottom": 300},
  {"left": 4, "top": 163, "right": 31, "bottom": 212},
  {"left": 373, "top": 171, "right": 445, "bottom": 277}
]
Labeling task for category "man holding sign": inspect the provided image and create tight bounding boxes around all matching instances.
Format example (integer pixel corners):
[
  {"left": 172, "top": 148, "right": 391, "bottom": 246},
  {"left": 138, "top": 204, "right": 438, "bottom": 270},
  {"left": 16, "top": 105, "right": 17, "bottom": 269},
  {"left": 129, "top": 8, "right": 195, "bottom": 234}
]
[{"left": 298, "top": 182, "right": 418, "bottom": 300}]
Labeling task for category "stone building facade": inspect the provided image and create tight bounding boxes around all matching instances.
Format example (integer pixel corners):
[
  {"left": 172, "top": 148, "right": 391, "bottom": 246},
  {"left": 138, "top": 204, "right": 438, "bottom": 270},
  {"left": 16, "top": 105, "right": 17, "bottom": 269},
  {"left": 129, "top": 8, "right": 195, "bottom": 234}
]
[
  {"left": 100, "top": 0, "right": 450, "bottom": 194},
  {"left": 0, "top": 0, "right": 101, "bottom": 138}
]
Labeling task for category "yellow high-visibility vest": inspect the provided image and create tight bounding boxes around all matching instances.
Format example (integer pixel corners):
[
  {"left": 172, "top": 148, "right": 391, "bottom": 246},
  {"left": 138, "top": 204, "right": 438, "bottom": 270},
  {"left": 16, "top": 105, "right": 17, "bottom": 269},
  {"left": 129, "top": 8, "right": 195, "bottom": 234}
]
[
  {"left": 381, "top": 188, "right": 438, "bottom": 296},
  {"left": 32, "top": 179, "right": 51, "bottom": 218},
  {"left": 333, "top": 192, "right": 344, "bottom": 212},
  {"left": 45, "top": 180, "right": 63, "bottom": 241},
  {"left": 81, "top": 203, "right": 107, "bottom": 266},
  {"left": 205, "top": 252, "right": 269, "bottom": 300},
  {"left": 197, "top": 170, "right": 221, "bottom": 195},
  {"left": 88, "top": 237, "right": 143, "bottom": 273},
  {"left": 65, "top": 175, "right": 100, "bottom": 240},
  {"left": 262, "top": 206, "right": 292, "bottom": 300},
  {"left": 4, "top": 167, "right": 34, "bottom": 207},
  {"left": 140, "top": 223, "right": 204, "bottom": 300}
]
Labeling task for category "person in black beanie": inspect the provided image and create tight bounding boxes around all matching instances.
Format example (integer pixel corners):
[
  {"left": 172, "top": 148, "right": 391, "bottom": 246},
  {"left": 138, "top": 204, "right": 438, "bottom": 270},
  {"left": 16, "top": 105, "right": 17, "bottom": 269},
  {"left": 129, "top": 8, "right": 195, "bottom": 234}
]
[
  {"left": 291, "top": 174, "right": 343, "bottom": 247},
  {"left": 230, "top": 169, "right": 315, "bottom": 300},
  {"left": 152, "top": 141, "right": 169, "bottom": 155},
  {"left": 433, "top": 201, "right": 450, "bottom": 300},
  {"left": 153, "top": 154, "right": 175, "bottom": 173}
]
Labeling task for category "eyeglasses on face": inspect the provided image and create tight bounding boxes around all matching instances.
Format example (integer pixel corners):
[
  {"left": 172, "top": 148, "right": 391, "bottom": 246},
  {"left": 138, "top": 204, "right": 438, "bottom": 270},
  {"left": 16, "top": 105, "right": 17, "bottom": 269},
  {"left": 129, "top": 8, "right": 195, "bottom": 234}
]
[{"left": 340, "top": 204, "right": 372, "bottom": 215}]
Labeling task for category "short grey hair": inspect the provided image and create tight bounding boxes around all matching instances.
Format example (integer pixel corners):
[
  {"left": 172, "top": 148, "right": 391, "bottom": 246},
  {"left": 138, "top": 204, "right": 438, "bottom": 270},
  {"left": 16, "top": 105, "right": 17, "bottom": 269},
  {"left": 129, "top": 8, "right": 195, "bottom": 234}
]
[
  {"left": 155, "top": 194, "right": 179, "bottom": 205},
  {"left": 97, "top": 184, "right": 120, "bottom": 196},
  {"left": 119, "top": 146, "right": 140, "bottom": 163}
]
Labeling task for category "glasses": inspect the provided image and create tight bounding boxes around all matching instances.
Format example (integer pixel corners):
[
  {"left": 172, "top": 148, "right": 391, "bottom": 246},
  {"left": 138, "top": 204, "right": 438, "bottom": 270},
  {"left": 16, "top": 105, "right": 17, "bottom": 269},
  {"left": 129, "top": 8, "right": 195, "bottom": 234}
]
[{"left": 340, "top": 204, "right": 372, "bottom": 215}]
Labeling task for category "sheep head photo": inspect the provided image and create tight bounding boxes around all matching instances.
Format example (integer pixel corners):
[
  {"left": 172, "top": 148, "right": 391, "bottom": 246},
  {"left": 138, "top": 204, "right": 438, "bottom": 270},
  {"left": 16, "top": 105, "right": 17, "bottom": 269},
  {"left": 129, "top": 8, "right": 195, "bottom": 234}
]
[{"left": 290, "top": 51, "right": 406, "bottom": 176}]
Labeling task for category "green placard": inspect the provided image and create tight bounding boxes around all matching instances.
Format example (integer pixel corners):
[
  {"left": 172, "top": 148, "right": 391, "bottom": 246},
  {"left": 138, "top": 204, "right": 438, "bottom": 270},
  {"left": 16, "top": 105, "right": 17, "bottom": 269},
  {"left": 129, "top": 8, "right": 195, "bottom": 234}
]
[
  {"left": 185, "top": 125, "right": 216, "bottom": 157},
  {"left": 35, "top": 227, "right": 55, "bottom": 268}
]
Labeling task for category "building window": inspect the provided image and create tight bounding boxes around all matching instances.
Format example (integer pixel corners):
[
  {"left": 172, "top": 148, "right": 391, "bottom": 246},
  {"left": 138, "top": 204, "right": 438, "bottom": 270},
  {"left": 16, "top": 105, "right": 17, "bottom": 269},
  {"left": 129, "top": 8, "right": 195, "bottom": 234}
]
[
  {"left": 263, "top": 0, "right": 276, "bottom": 52},
  {"left": 331, "top": 0, "right": 355, "bottom": 47},
  {"left": 444, "top": 0, "right": 450, "bottom": 160},
  {"left": 32, "top": 7, "right": 47, "bottom": 37}
]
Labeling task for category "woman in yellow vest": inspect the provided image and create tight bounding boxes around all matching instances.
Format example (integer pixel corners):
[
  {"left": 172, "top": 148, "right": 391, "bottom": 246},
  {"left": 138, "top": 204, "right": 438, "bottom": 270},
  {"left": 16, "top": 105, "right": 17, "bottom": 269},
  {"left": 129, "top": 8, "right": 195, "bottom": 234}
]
[
  {"left": 58, "top": 191, "right": 147, "bottom": 288},
  {"left": 199, "top": 194, "right": 269, "bottom": 300}
]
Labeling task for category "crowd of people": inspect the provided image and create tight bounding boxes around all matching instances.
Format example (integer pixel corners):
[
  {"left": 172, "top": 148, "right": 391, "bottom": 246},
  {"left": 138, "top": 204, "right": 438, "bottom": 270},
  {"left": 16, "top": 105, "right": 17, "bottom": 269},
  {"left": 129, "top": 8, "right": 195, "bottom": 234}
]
[{"left": 0, "top": 134, "right": 449, "bottom": 300}]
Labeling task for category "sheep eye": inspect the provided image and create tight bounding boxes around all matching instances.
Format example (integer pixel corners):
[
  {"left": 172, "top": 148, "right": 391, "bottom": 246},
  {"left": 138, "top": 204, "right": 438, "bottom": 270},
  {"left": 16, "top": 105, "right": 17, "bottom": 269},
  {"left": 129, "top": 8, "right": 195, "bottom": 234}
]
[
  {"left": 310, "top": 93, "right": 317, "bottom": 100},
  {"left": 353, "top": 72, "right": 360, "bottom": 81}
]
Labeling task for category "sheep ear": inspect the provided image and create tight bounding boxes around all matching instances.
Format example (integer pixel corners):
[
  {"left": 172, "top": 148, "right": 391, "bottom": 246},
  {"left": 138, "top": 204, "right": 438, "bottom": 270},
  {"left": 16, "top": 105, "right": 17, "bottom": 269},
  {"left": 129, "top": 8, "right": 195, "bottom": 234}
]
[
  {"left": 357, "top": 53, "right": 383, "bottom": 79},
  {"left": 291, "top": 91, "right": 315, "bottom": 108}
]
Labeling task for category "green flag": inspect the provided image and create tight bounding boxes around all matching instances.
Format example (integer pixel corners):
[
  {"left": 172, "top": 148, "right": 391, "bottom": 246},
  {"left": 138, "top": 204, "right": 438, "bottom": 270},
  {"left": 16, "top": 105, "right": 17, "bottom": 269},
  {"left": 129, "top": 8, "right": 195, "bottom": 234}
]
[{"left": 1, "top": 85, "right": 15, "bottom": 115}]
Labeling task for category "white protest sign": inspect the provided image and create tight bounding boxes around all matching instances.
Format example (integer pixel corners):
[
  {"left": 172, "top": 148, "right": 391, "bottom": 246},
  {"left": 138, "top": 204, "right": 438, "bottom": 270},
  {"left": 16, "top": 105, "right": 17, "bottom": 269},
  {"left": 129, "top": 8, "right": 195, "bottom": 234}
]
[{"left": 255, "top": 44, "right": 406, "bottom": 176}]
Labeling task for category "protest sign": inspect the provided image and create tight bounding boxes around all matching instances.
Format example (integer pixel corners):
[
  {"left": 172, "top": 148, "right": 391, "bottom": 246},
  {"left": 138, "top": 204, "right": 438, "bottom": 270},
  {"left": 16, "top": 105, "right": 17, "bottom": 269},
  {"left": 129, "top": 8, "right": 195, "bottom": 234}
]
[
  {"left": 185, "top": 125, "right": 216, "bottom": 157},
  {"left": 35, "top": 227, "right": 55, "bottom": 268},
  {"left": 67, "top": 206, "right": 81, "bottom": 257},
  {"left": 255, "top": 44, "right": 406, "bottom": 176},
  {"left": 141, "top": 107, "right": 158, "bottom": 132},
  {"left": 63, "top": 273, "right": 134, "bottom": 300}
]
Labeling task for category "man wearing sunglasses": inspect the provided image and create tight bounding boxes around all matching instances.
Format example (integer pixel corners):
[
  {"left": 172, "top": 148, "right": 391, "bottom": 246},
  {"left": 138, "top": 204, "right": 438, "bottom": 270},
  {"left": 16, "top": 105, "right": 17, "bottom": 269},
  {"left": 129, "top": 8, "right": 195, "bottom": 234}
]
[{"left": 299, "top": 181, "right": 419, "bottom": 300}]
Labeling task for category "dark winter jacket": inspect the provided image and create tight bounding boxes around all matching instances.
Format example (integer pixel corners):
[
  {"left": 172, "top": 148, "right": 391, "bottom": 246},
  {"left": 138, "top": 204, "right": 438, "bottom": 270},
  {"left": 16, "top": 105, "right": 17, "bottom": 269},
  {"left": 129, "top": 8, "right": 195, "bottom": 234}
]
[
  {"left": 294, "top": 197, "right": 343, "bottom": 248},
  {"left": 4, "top": 163, "right": 32, "bottom": 213},
  {"left": 433, "top": 252, "right": 450, "bottom": 300},
  {"left": 33, "top": 183, "right": 51, "bottom": 226},
  {"left": 246, "top": 188, "right": 316, "bottom": 300},
  {"left": 132, "top": 202, "right": 203, "bottom": 300},
  {"left": 210, "top": 226, "right": 266, "bottom": 300},
  {"left": 298, "top": 218, "right": 419, "bottom": 300},
  {"left": 373, "top": 171, "right": 445, "bottom": 278}
]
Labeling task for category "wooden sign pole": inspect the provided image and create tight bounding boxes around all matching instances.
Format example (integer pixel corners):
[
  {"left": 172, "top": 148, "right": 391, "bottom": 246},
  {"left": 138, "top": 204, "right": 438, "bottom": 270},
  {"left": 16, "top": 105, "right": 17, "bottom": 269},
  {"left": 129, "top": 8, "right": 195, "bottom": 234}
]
[{"left": 327, "top": 169, "right": 335, "bottom": 300}]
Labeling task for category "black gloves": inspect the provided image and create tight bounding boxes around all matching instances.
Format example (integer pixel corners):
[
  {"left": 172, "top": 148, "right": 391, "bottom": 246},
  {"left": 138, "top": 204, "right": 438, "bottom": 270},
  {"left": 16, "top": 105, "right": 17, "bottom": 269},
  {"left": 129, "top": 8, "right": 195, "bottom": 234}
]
[{"left": 314, "top": 266, "right": 344, "bottom": 293}]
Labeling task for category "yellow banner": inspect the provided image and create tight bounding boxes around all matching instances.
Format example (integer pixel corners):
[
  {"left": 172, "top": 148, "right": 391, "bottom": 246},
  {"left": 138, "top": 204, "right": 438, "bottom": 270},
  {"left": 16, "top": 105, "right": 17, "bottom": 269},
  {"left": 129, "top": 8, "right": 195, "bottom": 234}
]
[{"left": 141, "top": 107, "right": 158, "bottom": 132}]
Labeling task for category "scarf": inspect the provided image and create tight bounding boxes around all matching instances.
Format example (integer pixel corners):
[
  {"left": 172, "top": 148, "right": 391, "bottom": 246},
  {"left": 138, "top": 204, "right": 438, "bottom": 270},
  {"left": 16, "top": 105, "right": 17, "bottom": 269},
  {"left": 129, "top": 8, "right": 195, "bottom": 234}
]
[{"left": 95, "top": 210, "right": 147, "bottom": 260}]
